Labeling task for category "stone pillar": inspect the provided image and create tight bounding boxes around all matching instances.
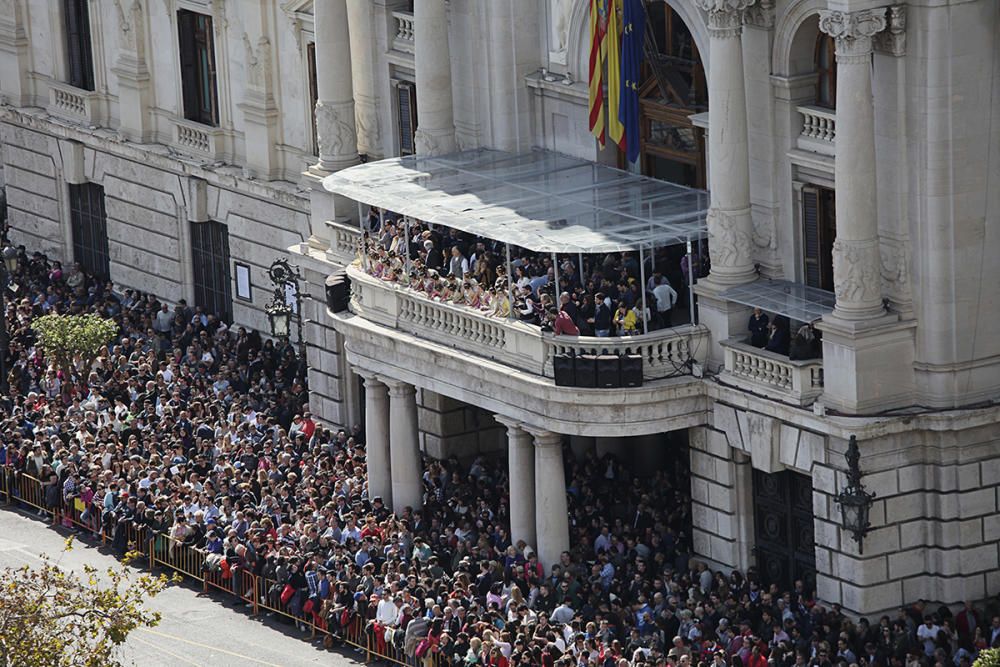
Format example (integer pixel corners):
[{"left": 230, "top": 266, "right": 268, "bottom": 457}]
[
  {"left": 496, "top": 416, "right": 536, "bottom": 550},
  {"left": 526, "top": 427, "right": 569, "bottom": 573},
  {"left": 0, "top": 0, "right": 30, "bottom": 107},
  {"left": 819, "top": 9, "right": 887, "bottom": 322},
  {"left": 385, "top": 379, "right": 423, "bottom": 514},
  {"left": 239, "top": 7, "right": 280, "bottom": 180},
  {"left": 414, "top": 0, "right": 456, "bottom": 154},
  {"left": 346, "top": 0, "right": 382, "bottom": 159},
  {"left": 109, "top": 0, "right": 153, "bottom": 142},
  {"left": 695, "top": 0, "right": 756, "bottom": 287},
  {"left": 313, "top": 0, "right": 359, "bottom": 173},
  {"left": 692, "top": 0, "right": 756, "bottom": 367},
  {"left": 359, "top": 371, "right": 392, "bottom": 507}
]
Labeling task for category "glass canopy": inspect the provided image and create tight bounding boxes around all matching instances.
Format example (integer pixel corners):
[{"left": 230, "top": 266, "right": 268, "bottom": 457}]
[
  {"left": 721, "top": 280, "right": 837, "bottom": 323},
  {"left": 322, "top": 149, "right": 709, "bottom": 254}
]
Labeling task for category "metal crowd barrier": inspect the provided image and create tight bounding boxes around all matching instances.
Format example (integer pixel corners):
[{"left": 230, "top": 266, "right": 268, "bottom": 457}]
[{"left": 0, "top": 478, "right": 452, "bottom": 666}]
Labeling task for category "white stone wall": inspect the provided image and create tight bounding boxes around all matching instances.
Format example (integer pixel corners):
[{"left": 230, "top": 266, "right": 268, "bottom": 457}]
[{"left": 1, "top": 108, "right": 310, "bottom": 334}]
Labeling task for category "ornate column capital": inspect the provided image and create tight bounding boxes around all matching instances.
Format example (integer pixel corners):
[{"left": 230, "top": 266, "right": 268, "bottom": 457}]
[
  {"left": 819, "top": 8, "right": 887, "bottom": 63},
  {"left": 695, "top": 0, "right": 756, "bottom": 37}
]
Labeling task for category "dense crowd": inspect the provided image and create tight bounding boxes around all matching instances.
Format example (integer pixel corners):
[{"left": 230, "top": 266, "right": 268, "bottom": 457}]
[
  {"left": 0, "top": 245, "right": 996, "bottom": 667},
  {"left": 359, "top": 208, "right": 709, "bottom": 336}
]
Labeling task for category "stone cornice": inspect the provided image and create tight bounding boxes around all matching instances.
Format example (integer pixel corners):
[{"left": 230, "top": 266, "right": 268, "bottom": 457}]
[{"left": 819, "top": 8, "right": 887, "bottom": 62}]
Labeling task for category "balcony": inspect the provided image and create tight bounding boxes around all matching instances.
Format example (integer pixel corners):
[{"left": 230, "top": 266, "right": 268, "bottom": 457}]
[
  {"left": 325, "top": 220, "right": 362, "bottom": 265},
  {"left": 391, "top": 11, "right": 415, "bottom": 54},
  {"left": 48, "top": 81, "right": 101, "bottom": 126},
  {"left": 719, "top": 339, "right": 824, "bottom": 406},
  {"left": 796, "top": 105, "right": 836, "bottom": 156},
  {"left": 172, "top": 118, "right": 227, "bottom": 161},
  {"left": 347, "top": 265, "right": 708, "bottom": 383}
]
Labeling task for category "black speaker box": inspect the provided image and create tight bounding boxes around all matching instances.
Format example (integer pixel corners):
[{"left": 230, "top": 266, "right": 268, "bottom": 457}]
[
  {"left": 620, "top": 354, "right": 643, "bottom": 387},
  {"left": 596, "top": 354, "right": 621, "bottom": 388},
  {"left": 553, "top": 354, "right": 575, "bottom": 387},
  {"left": 575, "top": 354, "right": 598, "bottom": 388}
]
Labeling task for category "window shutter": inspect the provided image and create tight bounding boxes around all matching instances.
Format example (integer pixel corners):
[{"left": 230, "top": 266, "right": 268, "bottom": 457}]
[
  {"left": 64, "top": 0, "right": 95, "bottom": 91},
  {"left": 397, "top": 82, "right": 417, "bottom": 156},
  {"left": 802, "top": 186, "right": 821, "bottom": 289},
  {"left": 307, "top": 42, "right": 319, "bottom": 155},
  {"left": 178, "top": 11, "right": 199, "bottom": 121},
  {"left": 201, "top": 15, "right": 219, "bottom": 125}
]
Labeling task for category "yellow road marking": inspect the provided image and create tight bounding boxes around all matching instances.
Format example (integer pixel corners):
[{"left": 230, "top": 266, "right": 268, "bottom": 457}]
[{"left": 136, "top": 627, "right": 288, "bottom": 666}]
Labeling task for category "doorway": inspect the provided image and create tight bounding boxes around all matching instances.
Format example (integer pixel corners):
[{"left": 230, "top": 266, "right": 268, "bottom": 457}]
[{"left": 752, "top": 468, "right": 816, "bottom": 592}]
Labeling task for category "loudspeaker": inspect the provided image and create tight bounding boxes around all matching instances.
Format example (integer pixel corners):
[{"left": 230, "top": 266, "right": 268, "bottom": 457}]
[
  {"left": 326, "top": 272, "right": 351, "bottom": 313},
  {"left": 596, "top": 354, "right": 621, "bottom": 388},
  {"left": 620, "top": 354, "right": 643, "bottom": 387},
  {"left": 553, "top": 354, "right": 575, "bottom": 387},
  {"left": 575, "top": 355, "right": 598, "bottom": 388}
]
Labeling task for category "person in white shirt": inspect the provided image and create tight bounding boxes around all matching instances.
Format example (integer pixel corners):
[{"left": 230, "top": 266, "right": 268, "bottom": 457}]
[
  {"left": 652, "top": 282, "right": 678, "bottom": 328},
  {"left": 376, "top": 595, "right": 402, "bottom": 627},
  {"left": 917, "top": 616, "right": 941, "bottom": 656}
]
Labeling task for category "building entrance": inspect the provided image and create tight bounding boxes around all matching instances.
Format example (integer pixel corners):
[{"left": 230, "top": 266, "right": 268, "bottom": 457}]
[{"left": 752, "top": 469, "right": 816, "bottom": 592}]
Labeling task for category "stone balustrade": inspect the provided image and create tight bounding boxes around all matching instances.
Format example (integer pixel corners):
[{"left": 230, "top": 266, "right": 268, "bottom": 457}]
[
  {"left": 348, "top": 265, "right": 709, "bottom": 382},
  {"left": 797, "top": 105, "right": 836, "bottom": 156},
  {"left": 720, "top": 338, "right": 824, "bottom": 406},
  {"left": 47, "top": 81, "right": 100, "bottom": 125},
  {"left": 173, "top": 118, "right": 225, "bottom": 160},
  {"left": 326, "top": 220, "right": 362, "bottom": 265},
  {"left": 392, "top": 11, "right": 415, "bottom": 54}
]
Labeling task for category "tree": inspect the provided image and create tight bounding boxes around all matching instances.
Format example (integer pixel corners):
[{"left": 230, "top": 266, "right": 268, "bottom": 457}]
[
  {"left": 32, "top": 313, "right": 118, "bottom": 383},
  {"left": 0, "top": 538, "right": 178, "bottom": 667},
  {"left": 975, "top": 649, "right": 1000, "bottom": 667}
]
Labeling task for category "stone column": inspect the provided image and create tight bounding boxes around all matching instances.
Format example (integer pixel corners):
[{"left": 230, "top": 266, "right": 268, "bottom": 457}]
[
  {"left": 526, "top": 427, "right": 569, "bottom": 574},
  {"left": 496, "top": 416, "right": 536, "bottom": 550},
  {"left": 346, "top": 0, "right": 382, "bottom": 158},
  {"left": 359, "top": 371, "right": 392, "bottom": 507},
  {"left": 819, "top": 9, "right": 887, "bottom": 321},
  {"left": 385, "top": 379, "right": 423, "bottom": 515},
  {"left": 109, "top": 0, "right": 153, "bottom": 142},
  {"left": 695, "top": 0, "right": 757, "bottom": 287},
  {"left": 312, "top": 0, "right": 359, "bottom": 172},
  {"left": 414, "top": 0, "right": 456, "bottom": 155}
]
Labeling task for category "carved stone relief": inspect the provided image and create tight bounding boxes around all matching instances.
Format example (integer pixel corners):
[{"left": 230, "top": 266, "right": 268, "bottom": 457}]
[
  {"left": 832, "top": 239, "right": 882, "bottom": 305},
  {"left": 707, "top": 209, "right": 752, "bottom": 270},
  {"left": 316, "top": 100, "right": 357, "bottom": 159}
]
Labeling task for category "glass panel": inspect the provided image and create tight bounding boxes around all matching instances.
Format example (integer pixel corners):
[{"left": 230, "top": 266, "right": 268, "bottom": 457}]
[{"left": 647, "top": 119, "right": 698, "bottom": 154}]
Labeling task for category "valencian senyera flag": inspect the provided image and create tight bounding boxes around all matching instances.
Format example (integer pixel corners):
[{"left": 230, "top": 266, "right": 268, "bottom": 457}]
[
  {"left": 619, "top": 0, "right": 646, "bottom": 163},
  {"left": 588, "top": 0, "right": 608, "bottom": 146},
  {"left": 606, "top": 0, "right": 625, "bottom": 151}
]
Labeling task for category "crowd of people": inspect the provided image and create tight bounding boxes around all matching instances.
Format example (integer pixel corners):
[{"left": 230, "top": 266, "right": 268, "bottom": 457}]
[
  {"left": 358, "top": 208, "right": 709, "bottom": 337},
  {"left": 0, "top": 244, "right": 996, "bottom": 667}
]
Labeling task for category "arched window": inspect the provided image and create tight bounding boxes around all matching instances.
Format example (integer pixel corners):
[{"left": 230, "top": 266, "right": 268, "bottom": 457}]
[{"left": 814, "top": 33, "right": 836, "bottom": 109}]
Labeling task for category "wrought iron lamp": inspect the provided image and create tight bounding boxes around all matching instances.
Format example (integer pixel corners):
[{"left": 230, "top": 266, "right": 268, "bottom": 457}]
[
  {"left": 835, "top": 435, "right": 876, "bottom": 553},
  {"left": 265, "top": 297, "right": 292, "bottom": 340}
]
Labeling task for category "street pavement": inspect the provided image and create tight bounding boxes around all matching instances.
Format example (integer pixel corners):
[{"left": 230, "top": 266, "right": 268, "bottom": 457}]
[{"left": 0, "top": 508, "right": 366, "bottom": 667}]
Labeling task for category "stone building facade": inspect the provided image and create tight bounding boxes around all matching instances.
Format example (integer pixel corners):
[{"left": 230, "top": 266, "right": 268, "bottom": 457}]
[{"left": 2, "top": 0, "right": 999, "bottom": 617}]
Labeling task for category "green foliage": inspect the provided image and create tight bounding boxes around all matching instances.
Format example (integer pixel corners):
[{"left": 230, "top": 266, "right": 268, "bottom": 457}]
[
  {"left": 0, "top": 537, "right": 178, "bottom": 667},
  {"left": 975, "top": 649, "right": 1000, "bottom": 667},
  {"left": 32, "top": 313, "right": 118, "bottom": 382}
]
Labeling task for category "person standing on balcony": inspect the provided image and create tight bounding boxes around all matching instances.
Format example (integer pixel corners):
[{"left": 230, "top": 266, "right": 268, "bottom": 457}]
[
  {"left": 448, "top": 246, "right": 469, "bottom": 279},
  {"left": 424, "top": 239, "right": 444, "bottom": 271},
  {"left": 592, "top": 293, "right": 612, "bottom": 337},
  {"left": 652, "top": 282, "right": 678, "bottom": 329},
  {"left": 748, "top": 308, "right": 769, "bottom": 348}
]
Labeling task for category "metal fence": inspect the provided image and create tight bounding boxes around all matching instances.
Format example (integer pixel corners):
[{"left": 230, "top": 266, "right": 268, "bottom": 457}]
[{"left": 0, "top": 467, "right": 449, "bottom": 666}]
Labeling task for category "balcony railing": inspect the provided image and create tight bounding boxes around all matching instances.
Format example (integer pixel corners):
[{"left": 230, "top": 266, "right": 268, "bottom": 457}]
[
  {"left": 797, "top": 105, "right": 836, "bottom": 156},
  {"left": 392, "top": 11, "right": 415, "bottom": 54},
  {"left": 326, "top": 220, "right": 362, "bottom": 265},
  {"left": 720, "top": 339, "right": 824, "bottom": 406},
  {"left": 347, "top": 265, "right": 708, "bottom": 382},
  {"left": 172, "top": 118, "right": 226, "bottom": 160},
  {"left": 48, "top": 81, "right": 101, "bottom": 125}
]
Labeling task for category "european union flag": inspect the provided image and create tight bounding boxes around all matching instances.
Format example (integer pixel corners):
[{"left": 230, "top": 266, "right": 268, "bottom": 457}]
[{"left": 618, "top": 0, "right": 646, "bottom": 164}]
